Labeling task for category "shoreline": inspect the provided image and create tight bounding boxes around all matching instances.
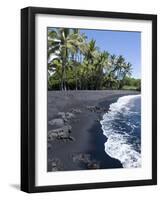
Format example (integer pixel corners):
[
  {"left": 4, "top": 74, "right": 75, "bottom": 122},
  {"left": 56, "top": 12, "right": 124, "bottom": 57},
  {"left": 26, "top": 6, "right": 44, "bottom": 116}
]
[{"left": 47, "top": 90, "right": 140, "bottom": 172}]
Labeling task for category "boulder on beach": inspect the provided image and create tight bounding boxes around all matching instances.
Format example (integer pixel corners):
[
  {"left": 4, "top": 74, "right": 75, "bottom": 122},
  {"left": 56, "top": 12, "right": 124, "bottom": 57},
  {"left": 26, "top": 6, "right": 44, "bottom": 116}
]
[
  {"left": 57, "top": 111, "right": 75, "bottom": 122},
  {"left": 48, "top": 118, "right": 64, "bottom": 126},
  {"left": 66, "top": 112, "right": 75, "bottom": 120},
  {"left": 48, "top": 125, "right": 74, "bottom": 141},
  {"left": 71, "top": 108, "right": 82, "bottom": 113},
  {"left": 86, "top": 105, "right": 101, "bottom": 112},
  {"left": 57, "top": 112, "right": 66, "bottom": 119}
]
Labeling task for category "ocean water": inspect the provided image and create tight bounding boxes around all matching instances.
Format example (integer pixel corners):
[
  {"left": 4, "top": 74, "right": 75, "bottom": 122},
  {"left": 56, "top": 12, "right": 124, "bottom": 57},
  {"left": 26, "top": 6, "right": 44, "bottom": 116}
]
[{"left": 100, "top": 95, "right": 141, "bottom": 168}]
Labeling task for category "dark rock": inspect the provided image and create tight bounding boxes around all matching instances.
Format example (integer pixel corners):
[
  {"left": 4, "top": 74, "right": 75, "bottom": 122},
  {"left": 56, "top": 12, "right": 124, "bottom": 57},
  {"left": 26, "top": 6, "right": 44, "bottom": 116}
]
[
  {"left": 48, "top": 125, "right": 73, "bottom": 141},
  {"left": 71, "top": 108, "right": 82, "bottom": 113},
  {"left": 48, "top": 118, "right": 64, "bottom": 126}
]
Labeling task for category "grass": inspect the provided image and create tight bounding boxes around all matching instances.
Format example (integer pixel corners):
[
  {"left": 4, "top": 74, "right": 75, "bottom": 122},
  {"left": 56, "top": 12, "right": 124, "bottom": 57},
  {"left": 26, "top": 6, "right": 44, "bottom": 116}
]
[{"left": 122, "top": 85, "right": 138, "bottom": 90}]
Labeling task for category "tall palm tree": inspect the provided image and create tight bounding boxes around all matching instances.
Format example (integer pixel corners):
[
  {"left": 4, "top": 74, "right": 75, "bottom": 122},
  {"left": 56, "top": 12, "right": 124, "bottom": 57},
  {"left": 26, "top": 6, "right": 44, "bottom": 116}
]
[
  {"left": 83, "top": 39, "right": 99, "bottom": 89},
  {"left": 124, "top": 62, "right": 132, "bottom": 77},
  {"left": 115, "top": 55, "right": 126, "bottom": 79},
  {"left": 110, "top": 54, "right": 117, "bottom": 69},
  {"left": 70, "top": 29, "right": 87, "bottom": 90},
  {"left": 95, "top": 51, "right": 109, "bottom": 89},
  {"left": 115, "top": 56, "right": 132, "bottom": 89},
  {"left": 48, "top": 28, "right": 83, "bottom": 90},
  {"left": 84, "top": 39, "right": 98, "bottom": 64},
  {"left": 105, "top": 54, "right": 117, "bottom": 88},
  {"left": 119, "top": 62, "right": 132, "bottom": 89},
  {"left": 48, "top": 28, "right": 134, "bottom": 91}
]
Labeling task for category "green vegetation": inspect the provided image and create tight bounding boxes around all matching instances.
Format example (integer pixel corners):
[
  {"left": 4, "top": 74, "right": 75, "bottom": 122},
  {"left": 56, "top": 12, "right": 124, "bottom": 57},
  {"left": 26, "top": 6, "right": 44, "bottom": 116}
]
[
  {"left": 121, "top": 77, "right": 141, "bottom": 91},
  {"left": 48, "top": 28, "right": 141, "bottom": 91}
]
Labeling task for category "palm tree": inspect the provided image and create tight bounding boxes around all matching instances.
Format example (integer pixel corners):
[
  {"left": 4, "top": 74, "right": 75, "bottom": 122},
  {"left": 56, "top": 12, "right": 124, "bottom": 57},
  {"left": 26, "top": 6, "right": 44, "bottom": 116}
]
[
  {"left": 70, "top": 29, "right": 87, "bottom": 90},
  {"left": 84, "top": 39, "right": 98, "bottom": 64},
  {"left": 124, "top": 62, "right": 132, "bottom": 77},
  {"left": 110, "top": 54, "right": 117, "bottom": 69},
  {"left": 83, "top": 39, "right": 99, "bottom": 89},
  {"left": 105, "top": 54, "right": 117, "bottom": 88},
  {"left": 48, "top": 28, "right": 134, "bottom": 91},
  {"left": 111, "top": 55, "right": 125, "bottom": 89},
  {"left": 94, "top": 51, "right": 109, "bottom": 89},
  {"left": 119, "top": 62, "right": 132, "bottom": 89},
  {"left": 104, "top": 74, "right": 117, "bottom": 89},
  {"left": 115, "top": 55, "right": 126, "bottom": 79},
  {"left": 114, "top": 56, "right": 132, "bottom": 89},
  {"left": 48, "top": 28, "right": 83, "bottom": 90}
]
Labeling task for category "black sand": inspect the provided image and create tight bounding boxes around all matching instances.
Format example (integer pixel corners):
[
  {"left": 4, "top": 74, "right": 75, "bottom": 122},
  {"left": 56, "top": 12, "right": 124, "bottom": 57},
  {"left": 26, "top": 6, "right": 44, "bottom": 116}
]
[{"left": 47, "top": 90, "right": 139, "bottom": 172}]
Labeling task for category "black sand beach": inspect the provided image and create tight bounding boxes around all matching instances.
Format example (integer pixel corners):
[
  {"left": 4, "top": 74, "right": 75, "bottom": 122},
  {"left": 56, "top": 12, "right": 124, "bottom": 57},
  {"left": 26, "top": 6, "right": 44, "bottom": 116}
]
[{"left": 47, "top": 90, "right": 139, "bottom": 172}]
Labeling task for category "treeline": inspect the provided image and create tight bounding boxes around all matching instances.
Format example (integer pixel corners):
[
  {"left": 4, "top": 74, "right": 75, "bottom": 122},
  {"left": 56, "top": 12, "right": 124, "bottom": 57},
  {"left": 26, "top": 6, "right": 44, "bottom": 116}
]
[{"left": 48, "top": 28, "right": 141, "bottom": 91}]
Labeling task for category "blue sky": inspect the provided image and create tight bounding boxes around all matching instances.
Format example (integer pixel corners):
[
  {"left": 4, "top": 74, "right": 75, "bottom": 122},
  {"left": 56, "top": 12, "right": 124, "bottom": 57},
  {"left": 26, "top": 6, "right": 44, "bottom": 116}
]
[{"left": 80, "top": 29, "right": 141, "bottom": 78}]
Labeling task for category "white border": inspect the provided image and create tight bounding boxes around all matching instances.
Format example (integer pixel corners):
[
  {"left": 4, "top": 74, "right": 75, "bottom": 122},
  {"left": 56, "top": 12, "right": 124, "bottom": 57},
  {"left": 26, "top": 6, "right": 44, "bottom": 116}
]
[{"left": 35, "top": 14, "right": 152, "bottom": 186}]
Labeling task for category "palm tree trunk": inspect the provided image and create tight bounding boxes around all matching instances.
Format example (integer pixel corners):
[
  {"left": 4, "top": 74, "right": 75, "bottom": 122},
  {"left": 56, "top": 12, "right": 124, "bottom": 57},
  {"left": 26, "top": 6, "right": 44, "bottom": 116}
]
[
  {"left": 61, "top": 65, "right": 65, "bottom": 90},
  {"left": 75, "top": 68, "right": 78, "bottom": 90},
  {"left": 74, "top": 54, "right": 78, "bottom": 90},
  {"left": 64, "top": 68, "right": 67, "bottom": 91},
  {"left": 61, "top": 57, "right": 66, "bottom": 90}
]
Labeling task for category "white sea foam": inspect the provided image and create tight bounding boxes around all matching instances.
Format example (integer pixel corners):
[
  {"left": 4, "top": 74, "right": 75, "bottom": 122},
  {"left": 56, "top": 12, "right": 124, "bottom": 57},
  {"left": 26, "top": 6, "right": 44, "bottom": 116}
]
[{"left": 100, "top": 95, "right": 141, "bottom": 168}]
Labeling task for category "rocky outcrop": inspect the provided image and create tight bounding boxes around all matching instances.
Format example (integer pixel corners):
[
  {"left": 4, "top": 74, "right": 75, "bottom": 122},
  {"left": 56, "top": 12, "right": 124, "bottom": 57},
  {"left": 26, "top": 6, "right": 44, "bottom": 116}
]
[
  {"left": 71, "top": 108, "right": 82, "bottom": 114},
  {"left": 48, "top": 118, "right": 64, "bottom": 126},
  {"left": 48, "top": 125, "right": 74, "bottom": 141}
]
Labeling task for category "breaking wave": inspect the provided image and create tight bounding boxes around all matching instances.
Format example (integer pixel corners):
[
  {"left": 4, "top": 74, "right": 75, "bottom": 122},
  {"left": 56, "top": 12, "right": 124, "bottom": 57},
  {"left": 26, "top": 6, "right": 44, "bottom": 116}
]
[{"left": 100, "top": 95, "right": 141, "bottom": 168}]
